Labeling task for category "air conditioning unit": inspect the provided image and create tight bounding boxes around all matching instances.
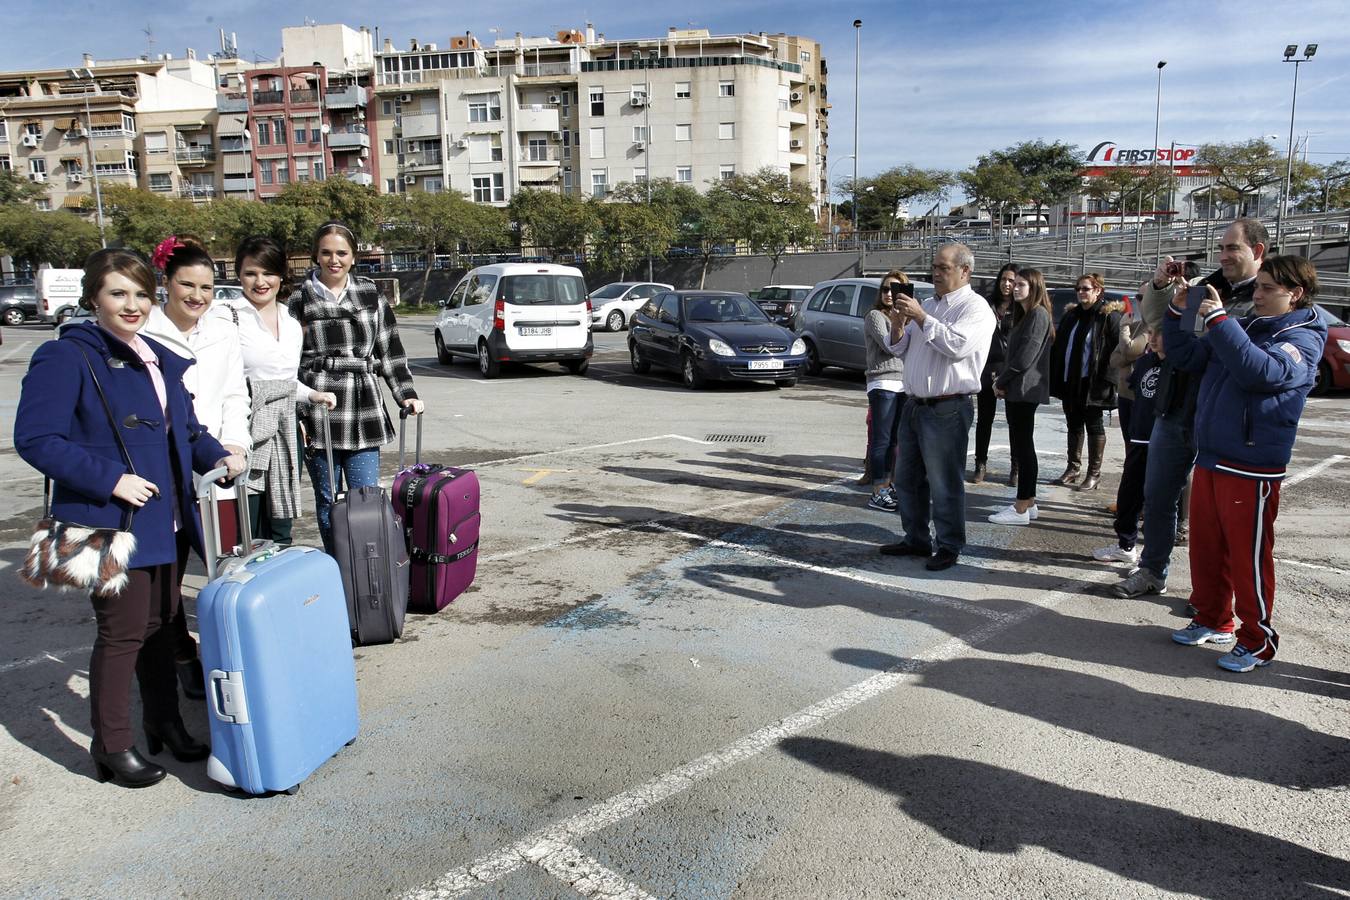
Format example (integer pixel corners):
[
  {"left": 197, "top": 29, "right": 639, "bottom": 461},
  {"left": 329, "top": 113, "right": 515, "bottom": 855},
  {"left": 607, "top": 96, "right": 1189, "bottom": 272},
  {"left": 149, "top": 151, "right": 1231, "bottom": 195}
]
[
  {"left": 630, "top": 94, "right": 647, "bottom": 107},
  {"left": 455, "top": 138, "right": 469, "bottom": 149},
  {"left": 790, "top": 138, "right": 803, "bottom": 150},
  {"left": 398, "top": 93, "right": 413, "bottom": 103},
  {"left": 69, "top": 127, "right": 88, "bottom": 139},
  {"left": 790, "top": 91, "right": 803, "bottom": 102},
  {"left": 21, "top": 133, "right": 39, "bottom": 147},
  {"left": 632, "top": 140, "right": 646, "bottom": 152},
  {"left": 69, "top": 172, "right": 84, "bottom": 183},
  {"left": 547, "top": 94, "right": 561, "bottom": 104},
  {"left": 403, "top": 174, "right": 416, "bottom": 184},
  {"left": 359, "top": 147, "right": 369, "bottom": 157},
  {"left": 551, "top": 131, "right": 563, "bottom": 141},
  {"left": 30, "top": 172, "right": 47, "bottom": 182}
]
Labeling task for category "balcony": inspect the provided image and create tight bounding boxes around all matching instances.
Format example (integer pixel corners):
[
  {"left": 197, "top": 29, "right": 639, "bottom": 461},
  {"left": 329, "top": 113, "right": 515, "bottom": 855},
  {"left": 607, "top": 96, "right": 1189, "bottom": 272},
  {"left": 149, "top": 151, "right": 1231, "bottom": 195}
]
[
  {"left": 514, "top": 106, "right": 560, "bottom": 133},
  {"left": 290, "top": 89, "right": 319, "bottom": 105},
  {"left": 400, "top": 112, "right": 440, "bottom": 140},
  {"left": 252, "top": 90, "right": 284, "bottom": 106},
  {"left": 343, "top": 171, "right": 373, "bottom": 187},
  {"left": 404, "top": 153, "right": 442, "bottom": 171},
  {"left": 520, "top": 62, "right": 578, "bottom": 78},
  {"left": 519, "top": 145, "right": 564, "bottom": 163},
  {"left": 218, "top": 136, "right": 250, "bottom": 153},
  {"left": 217, "top": 94, "right": 249, "bottom": 113},
  {"left": 180, "top": 186, "right": 216, "bottom": 200},
  {"left": 324, "top": 85, "right": 364, "bottom": 109},
  {"left": 327, "top": 126, "right": 370, "bottom": 151},
  {"left": 175, "top": 147, "right": 216, "bottom": 165}
]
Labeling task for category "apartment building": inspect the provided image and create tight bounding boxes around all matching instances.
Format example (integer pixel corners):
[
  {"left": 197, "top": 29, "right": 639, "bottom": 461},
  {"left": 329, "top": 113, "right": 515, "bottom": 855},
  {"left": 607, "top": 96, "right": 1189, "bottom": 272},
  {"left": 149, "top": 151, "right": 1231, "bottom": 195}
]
[{"left": 371, "top": 25, "right": 828, "bottom": 212}]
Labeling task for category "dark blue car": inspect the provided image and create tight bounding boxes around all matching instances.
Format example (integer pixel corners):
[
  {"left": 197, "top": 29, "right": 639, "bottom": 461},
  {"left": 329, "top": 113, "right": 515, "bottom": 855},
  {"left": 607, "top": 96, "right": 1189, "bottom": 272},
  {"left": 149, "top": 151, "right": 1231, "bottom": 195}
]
[{"left": 628, "top": 290, "right": 808, "bottom": 389}]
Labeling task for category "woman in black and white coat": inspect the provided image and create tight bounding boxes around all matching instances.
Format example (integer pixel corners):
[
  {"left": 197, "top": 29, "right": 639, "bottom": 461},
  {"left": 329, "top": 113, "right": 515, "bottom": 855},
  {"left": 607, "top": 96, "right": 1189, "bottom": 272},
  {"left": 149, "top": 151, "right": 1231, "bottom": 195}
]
[{"left": 288, "top": 222, "right": 423, "bottom": 552}]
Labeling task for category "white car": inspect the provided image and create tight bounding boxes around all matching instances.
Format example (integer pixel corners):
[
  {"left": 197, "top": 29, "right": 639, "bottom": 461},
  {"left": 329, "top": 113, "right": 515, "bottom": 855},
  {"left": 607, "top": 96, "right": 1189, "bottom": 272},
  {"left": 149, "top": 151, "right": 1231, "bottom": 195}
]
[
  {"left": 589, "top": 281, "right": 673, "bottom": 332},
  {"left": 434, "top": 262, "right": 593, "bottom": 378}
]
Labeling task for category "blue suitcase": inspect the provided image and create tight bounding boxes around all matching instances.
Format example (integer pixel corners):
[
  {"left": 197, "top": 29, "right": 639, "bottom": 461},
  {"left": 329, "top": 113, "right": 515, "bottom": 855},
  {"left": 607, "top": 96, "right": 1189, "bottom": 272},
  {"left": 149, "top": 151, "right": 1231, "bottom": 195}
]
[{"left": 194, "top": 471, "right": 359, "bottom": 795}]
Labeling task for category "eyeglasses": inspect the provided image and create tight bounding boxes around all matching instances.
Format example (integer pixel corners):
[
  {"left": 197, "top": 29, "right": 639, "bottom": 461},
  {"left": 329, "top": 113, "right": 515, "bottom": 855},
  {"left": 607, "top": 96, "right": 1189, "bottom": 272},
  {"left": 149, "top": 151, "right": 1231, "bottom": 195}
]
[{"left": 1076, "top": 286, "right": 1096, "bottom": 292}]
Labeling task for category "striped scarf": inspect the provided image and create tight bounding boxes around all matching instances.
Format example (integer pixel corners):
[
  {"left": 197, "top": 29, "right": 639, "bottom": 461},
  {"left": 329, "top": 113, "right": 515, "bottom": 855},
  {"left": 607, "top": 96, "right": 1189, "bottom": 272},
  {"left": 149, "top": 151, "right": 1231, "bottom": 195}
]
[{"left": 246, "top": 377, "right": 301, "bottom": 519}]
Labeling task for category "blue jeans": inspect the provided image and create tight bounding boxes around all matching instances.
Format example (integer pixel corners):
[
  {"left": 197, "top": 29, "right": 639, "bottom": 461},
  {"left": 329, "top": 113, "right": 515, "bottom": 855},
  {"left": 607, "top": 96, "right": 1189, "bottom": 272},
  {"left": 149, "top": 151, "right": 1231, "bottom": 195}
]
[
  {"left": 867, "top": 389, "right": 906, "bottom": 488},
  {"left": 893, "top": 396, "right": 975, "bottom": 554},
  {"left": 304, "top": 445, "right": 382, "bottom": 554},
  {"left": 1139, "top": 416, "right": 1196, "bottom": 580}
]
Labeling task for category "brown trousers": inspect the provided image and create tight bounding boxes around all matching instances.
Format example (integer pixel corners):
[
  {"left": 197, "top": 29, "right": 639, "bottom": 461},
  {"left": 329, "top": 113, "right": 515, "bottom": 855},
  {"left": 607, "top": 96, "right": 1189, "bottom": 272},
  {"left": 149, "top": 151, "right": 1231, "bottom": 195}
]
[{"left": 88, "top": 533, "right": 187, "bottom": 754}]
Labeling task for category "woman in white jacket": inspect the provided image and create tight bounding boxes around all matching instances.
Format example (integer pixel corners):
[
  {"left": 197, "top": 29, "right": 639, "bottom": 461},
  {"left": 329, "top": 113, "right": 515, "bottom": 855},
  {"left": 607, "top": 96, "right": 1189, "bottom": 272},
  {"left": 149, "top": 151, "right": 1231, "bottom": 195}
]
[{"left": 142, "top": 236, "right": 250, "bottom": 700}]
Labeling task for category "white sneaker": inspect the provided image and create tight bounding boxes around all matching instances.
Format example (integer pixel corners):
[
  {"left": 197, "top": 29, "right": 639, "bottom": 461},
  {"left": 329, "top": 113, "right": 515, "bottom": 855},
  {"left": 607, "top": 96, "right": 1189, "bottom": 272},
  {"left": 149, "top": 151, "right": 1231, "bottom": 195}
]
[
  {"left": 1093, "top": 544, "right": 1140, "bottom": 565},
  {"left": 1027, "top": 504, "right": 1039, "bottom": 521},
  {"left": 988, "top": 504, "right": 1031, "bottom": 526}
]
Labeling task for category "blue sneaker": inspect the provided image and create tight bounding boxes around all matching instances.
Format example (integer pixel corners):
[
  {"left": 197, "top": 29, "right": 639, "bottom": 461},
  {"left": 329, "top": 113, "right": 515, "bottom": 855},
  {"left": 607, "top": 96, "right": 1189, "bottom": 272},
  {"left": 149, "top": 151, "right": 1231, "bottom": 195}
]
[
  {"left": 868, "top": 490, "right": 898, "bottom": 512},
  {"left": 1217, "top": 644, "right": 1272, "bottom": 673},
  {"left": 1171, "top": 621, "right": 1237, "bottom": 647}
]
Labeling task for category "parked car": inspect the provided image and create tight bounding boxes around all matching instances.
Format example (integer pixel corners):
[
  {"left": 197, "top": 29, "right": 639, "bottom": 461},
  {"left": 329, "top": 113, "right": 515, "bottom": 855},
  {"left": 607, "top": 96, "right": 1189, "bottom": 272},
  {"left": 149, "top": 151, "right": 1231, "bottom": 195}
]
[
  {"left": 628, "top": 290, "right": 807, "bottom": 389},
  {"left": 1047, "top": 287, "right": 1136, "bottom": 324},
  {"left": 588, "top": 281, "right": 673, "bottom": 332},
  {"left": 434, "top": 262, "right": 593, "bottom": 378},
  {"left": 792, "top": 277, "right": 936, "bottom": 375},
  {"left": 1313, "top": 304, "right": 1350, "bottom": 396},
  {"left": 213, "top": 284, "right": 245, "bottom": 304},
  {"left": 0, "top": 284, "right": 38, "bottom": 326},
  {"left": 753, "top": 284, "right": 812, "bottom": 326}
]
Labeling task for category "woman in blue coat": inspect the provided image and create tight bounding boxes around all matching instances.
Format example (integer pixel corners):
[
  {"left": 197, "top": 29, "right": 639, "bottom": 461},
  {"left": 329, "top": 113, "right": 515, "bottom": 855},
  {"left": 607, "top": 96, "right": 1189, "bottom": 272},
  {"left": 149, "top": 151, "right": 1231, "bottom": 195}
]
[
  {"left": 1162, "top": 254, "right": 1327, "bottom": 673},
  {"left": 14, "top": 249, "right": 243, "bottom": 788}
]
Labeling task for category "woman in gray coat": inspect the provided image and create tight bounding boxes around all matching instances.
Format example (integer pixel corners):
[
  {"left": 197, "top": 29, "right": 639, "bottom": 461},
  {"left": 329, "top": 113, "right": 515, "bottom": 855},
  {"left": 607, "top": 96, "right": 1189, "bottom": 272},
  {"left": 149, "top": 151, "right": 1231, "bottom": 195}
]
[
  {"left": 861, "top": 270, "right": 910, "bottom": 511},
  {"left": 989, "top": 268, "right": 1055, "bottom": 525}
]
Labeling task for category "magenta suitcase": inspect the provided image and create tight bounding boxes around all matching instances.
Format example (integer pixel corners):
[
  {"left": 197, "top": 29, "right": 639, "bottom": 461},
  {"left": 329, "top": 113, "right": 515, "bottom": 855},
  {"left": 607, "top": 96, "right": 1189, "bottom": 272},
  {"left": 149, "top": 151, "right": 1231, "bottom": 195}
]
[{"left": 392, "top": 410, "right": 481, "bottom": 613}]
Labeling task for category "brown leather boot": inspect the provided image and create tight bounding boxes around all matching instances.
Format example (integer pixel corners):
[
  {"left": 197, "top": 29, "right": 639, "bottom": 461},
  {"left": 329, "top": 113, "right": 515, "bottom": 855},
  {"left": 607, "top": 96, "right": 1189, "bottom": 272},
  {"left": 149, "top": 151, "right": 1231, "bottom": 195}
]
[
  {"left": 1006, "top": 460, "right": 1019, "bottom": 487},
  {"left": 1077, "top": 434, "right": 1107, "bottom": 491},
  {"left": 1052, "top": 431, "right": 1083, "bottom": 486}
]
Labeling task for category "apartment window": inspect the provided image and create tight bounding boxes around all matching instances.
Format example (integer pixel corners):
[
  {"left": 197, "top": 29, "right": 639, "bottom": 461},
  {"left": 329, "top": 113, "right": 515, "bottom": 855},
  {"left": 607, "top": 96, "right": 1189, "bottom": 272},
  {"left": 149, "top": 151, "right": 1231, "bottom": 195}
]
[
  {"left": 591, "top": 169, "right": 608, "bottom": 198},
  {"left": 144, "top": 132, "right": 169, "bottom": 154},
  {"left": 0, "top": 121, "right": 7, "bottom": 141},
  {"left": 778, "top": 87, "right": 790, "bottom": 111},
  {"left": 295, "top": 158, "right": 310, "bottom": 181},
  {"left": 490, "top": 134, "right": 503, "bottom": 162},
  {"left": 632, "top": 126, "right": 649, "bottom": 143},
  {"left": 800, "top": 50, "right": 812, "bottom": 62},
  {"left": 313, "top": 161, "right": 325, "bottom": 181},
  {"left": 472, "top": 173, "right": 504, "bottom": 203},
  {"left": 149, "top": 172, "right": 172, "bottom": 191},
  {"left": 24, "top": 122, "right": 41, "bottom": 139},
  {"left": 0, "top": 156, "right": 10, "bottom": 171},
  {"left": 382, "top": 100, "right": 394, "bottom": 116},
  {"left": 121, "top": 114, "right": 136, "bottom": 134},
  {"left": 276, "top": 162, "right": 290, "bottom": 185},
  {"left": 62, "top": 157, "right": 83, "bottom": 175},
  {"left": 259, "top": 159, "right": 274, "bottom": 185},
  {"left": 719, "top": 123, "right": 735, "bottom": 140},
  {"left": 29, "top": 157, "right": 47, "bottom": 177},
  {"left": 589, "top": 87, "right": 604, "bottom": 116},
  {"left": 719, "top": 80, "right": 735, "bottom": 97},
  {"left": 311, "top": 126, "right": 322, "bottom": 144},
  {"left": 385, "top": 178, "right": 397, "bottom": 193},
  {"left": 295, "top": 123, "right": 308, "bottom": 144},
  {"left": 256, "top": 121, "right": 271, "bottom": 146},
  {"left": 634, "top": 167, "right": 647, "bottom": 184},
  {"left": 527, "top": 138, "right": 548, "bottom": 161},
  {"left": 778, "top": 125, "right": 791, "bottom": 153},
  {"left": 675, "top": 82, "right": 691, "bottom": 99},
  {"left": 589, "top": 127, "right": 605, "bottom": 160},
  {"left": 562, "top": 169, "right": 573, "bottom": 190},
  {"left": 425, "top": 177, "right": 443, "bottom": 193},
  {"left": 719, "top": 164, "right": 736, "bottom": 181},
  {"left": 272, "top": 118, "right": 286, "bottom": 145},
  {"left": 675, "top": 124, "right": 691, "bottom": 142},
  {"left": 676, "top": 166, "right": 692, "bottom": 183},
  {"left": 35, "top": 198, "right": 52, "bottom": 210},
  {"left": 561, "top": 130, "right": 571, "bottom": 149},
  {"left": 384, "top": 139, "right": 395, "bottom": 155},
  {"left": 468, "top": 93, "right": 501, "bottom": 122}
]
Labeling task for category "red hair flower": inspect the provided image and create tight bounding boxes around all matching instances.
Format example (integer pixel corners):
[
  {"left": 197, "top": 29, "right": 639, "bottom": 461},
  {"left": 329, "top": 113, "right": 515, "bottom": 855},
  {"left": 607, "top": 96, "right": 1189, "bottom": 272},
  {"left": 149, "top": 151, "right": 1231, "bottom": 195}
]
[{"left": 151, "top": 236, "right": 184, "bottom": 272}]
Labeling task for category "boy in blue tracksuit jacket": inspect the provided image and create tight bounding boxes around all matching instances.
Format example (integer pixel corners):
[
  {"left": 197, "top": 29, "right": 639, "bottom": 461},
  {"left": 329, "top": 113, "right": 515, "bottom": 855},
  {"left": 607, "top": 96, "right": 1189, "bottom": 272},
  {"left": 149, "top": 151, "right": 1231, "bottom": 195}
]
[{"left": 1161, "top": 255, "right": 1327, "bottom": 672}]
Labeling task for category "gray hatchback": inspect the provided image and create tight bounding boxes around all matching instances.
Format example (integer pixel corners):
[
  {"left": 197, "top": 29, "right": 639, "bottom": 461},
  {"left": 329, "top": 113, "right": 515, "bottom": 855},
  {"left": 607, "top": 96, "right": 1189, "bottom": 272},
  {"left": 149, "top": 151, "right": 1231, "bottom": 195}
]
[{"left": 792, "top": 277, "right": 935, "bottom": 375}]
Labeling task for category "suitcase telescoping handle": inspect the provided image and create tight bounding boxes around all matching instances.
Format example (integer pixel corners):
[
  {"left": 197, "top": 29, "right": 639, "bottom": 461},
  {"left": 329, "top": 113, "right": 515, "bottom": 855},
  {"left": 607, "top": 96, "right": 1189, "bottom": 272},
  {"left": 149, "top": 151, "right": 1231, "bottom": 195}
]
[
  {"left": 398, "top": 406, "right": 423, "bottom": 470},
  {"left": 318, "top": 404, "right": 342, "bottom": 498},
  {"left": 192, "top": 467, "right": 260, "bottom": 580}
]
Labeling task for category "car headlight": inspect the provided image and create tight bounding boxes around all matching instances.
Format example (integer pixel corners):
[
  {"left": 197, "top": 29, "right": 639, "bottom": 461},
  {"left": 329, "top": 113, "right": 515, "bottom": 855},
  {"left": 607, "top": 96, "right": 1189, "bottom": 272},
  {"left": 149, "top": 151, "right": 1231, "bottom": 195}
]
[
  {"left": 791, "top": 338, "right": 806, "bottom": 355},
  {"left": 1337, "top": 339, "right": 1350, "bottom": 354},
  {"left": 708, "top": 338, "right": 736, "bottom": 357}
]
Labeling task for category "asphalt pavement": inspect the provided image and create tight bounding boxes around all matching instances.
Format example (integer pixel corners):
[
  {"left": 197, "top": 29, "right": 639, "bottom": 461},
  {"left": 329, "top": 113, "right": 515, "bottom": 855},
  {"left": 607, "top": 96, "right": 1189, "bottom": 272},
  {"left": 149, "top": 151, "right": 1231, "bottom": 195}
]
[{"left": 1, "top": 318, "right": 1347, "bottom": 899}]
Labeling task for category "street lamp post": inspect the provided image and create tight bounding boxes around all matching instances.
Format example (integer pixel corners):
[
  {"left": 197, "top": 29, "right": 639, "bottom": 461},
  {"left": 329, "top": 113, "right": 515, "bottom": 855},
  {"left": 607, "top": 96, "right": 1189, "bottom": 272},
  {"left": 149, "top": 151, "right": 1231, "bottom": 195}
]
[
  {"left": 1278, "top": 43, "right": 1317, "bottom": 247},
  {"left": 1150, "top": 60, "right": 1166, "bottom": 261},
  {"left": 70, "top": 66, "right": 107, "bottom": 248},
  {"left": 851, "top": 19, "right": 861, "bottom": 246}
]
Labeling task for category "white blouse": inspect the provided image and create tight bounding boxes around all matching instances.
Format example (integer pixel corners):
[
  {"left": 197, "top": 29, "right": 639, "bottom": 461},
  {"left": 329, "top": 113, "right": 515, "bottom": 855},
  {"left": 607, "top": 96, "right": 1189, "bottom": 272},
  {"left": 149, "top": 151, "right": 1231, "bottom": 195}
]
[
  {"left": 142, "top": 304, "right": 251, "bottom": 449},
  {"left": 219, "top": 298, "right": 314, "bottom": 402}
]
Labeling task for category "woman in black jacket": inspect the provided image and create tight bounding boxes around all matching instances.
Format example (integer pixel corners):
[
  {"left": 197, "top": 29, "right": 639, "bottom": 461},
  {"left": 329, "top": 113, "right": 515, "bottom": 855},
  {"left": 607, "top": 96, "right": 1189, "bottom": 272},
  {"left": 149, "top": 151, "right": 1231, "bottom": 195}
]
[
  {"left": 1049, "top": 273, "right": 1122, "bottom": 491},
  {"left": 972, "top": 263, "right": 1018, "bottom": 484}
]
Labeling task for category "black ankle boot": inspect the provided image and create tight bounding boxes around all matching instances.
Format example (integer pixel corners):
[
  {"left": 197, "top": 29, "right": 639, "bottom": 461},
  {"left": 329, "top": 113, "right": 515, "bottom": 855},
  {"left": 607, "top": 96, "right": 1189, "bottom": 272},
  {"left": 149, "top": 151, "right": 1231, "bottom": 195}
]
[
  {"left": 971, "top": 462, "right": 987, "bottom": 484},
  {"left": 91, "top": 746, "right": 166, "bottom": 788},
  {"left": 144, "top": 719, "right": 210, "bottom": 762},
  {"left": 176, "top": 659, "right": 206, "bottom": 700}
]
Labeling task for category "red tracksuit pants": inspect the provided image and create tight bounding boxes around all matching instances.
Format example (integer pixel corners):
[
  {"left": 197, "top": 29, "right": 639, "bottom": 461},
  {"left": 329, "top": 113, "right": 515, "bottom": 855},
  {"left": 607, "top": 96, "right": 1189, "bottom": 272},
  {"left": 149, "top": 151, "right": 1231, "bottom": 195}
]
[{"left": 1188, "top": 466, "right": 1281, "bottom": 660}]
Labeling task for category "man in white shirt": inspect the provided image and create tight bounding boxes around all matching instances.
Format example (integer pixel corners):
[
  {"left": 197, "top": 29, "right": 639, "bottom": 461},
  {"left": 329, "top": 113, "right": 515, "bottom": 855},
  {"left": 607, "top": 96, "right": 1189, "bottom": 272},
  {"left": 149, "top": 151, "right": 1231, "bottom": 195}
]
[{"left": 879, "top": 243, "right": 996, "bottom": 570}]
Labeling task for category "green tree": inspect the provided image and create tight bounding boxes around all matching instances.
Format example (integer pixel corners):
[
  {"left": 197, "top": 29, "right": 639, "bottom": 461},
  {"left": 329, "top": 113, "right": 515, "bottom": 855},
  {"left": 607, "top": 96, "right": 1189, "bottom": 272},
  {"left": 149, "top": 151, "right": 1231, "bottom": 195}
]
[
  {"left": 272, "top": 178, "right": 384, "bottom": 243},
  {"left": 100, "top": 185, "right": 206, "bottom": 254},
  {"left": 853, "top": 165, "right": 953, "bottom": 232},
  {"left": 0, "top": 169, "right": 49, "bottom": 205},
  {"left": 1195, "top": 140, "right": 1284, "bottom": 215},
  {"left": 958, "top": 157, "right": 1026, "bottom": 241},
  {"left": 687, "top": 185, "right": 741, "bottom": 288},
  {"left": 1083, "top": 167, "right": 1171, "bottom": 227},
  {"left": 509, "top": 188, "right": 596, "bottom": 258},
  {"left": 714, "top": 168, "right": 818, "bottom": 279},
  {"left": 0, "top": 205, "right": 101, "bottom": 267},
  {"left": 592, "top": 182, "right": 679, "bottom": 280},
  {"left": 1297, "top": 159, "right": 1350, "bottom": 211},
  {"left": 989, "top": 140, "right": 1084, "bottom": 231},
  {"left": 382, "top": 190, "right": 509, "bottom": 304}
]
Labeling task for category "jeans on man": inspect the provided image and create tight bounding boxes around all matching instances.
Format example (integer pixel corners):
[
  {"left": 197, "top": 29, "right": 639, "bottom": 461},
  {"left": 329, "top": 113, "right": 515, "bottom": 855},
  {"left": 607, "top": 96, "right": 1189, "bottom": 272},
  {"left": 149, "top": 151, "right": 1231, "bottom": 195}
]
[
  {"left": 893, "top": 397, "right": 975, "bottom": 554},
  {"left": 1139, "top": 416, "right": 1197, "bottom": 579}
]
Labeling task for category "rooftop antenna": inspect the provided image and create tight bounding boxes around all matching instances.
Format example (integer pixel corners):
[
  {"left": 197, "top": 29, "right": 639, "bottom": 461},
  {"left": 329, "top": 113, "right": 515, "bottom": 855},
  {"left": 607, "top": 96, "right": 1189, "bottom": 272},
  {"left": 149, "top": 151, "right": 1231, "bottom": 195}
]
[{"left": 144, "top": 24, "right": 155, "bottom": 58}]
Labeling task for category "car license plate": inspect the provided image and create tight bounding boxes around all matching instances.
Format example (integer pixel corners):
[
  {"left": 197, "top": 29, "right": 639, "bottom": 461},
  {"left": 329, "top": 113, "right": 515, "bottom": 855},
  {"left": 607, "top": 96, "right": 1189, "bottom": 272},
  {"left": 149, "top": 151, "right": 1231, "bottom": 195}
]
[
  {"left": 748, "top": 359, "right": 784, "bottom": 371},
  {"left": 519, "top": 327, "right": 552, "bottom": 336}
]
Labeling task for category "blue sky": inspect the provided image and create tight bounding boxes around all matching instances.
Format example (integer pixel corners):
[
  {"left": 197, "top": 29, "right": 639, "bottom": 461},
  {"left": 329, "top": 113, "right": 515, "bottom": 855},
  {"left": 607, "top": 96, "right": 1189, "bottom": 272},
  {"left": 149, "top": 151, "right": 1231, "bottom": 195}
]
[{"left": 6, "top": 0, "right": 1349, "bottom": 195}]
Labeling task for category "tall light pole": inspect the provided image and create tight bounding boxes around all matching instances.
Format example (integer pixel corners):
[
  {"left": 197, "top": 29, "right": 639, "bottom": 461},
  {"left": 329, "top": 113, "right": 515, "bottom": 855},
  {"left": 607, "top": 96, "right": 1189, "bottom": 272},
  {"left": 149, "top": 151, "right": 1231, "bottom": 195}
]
[
  {"left": 823, "top": 153, "right": 855, "bottom": 250},
  {"left": 851, "top": 19, "right": 861, "bottom": 246},
  {"left": 69, "top": 66, "right": 107, "bottom": 248},
  {"left": 1279, "top": 43, "right": 1317, "bottom": 247},
  {"left": 1150, "top": 60, "right": 1166, "bottom": 261}
]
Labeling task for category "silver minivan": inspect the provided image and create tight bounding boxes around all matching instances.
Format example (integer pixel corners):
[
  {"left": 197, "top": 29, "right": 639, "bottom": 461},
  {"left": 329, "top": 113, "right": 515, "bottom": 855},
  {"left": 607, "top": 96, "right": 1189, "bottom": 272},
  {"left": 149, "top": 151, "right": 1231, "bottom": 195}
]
[{"left": 793, "top": 277, "right": 936, "bottom": 375}]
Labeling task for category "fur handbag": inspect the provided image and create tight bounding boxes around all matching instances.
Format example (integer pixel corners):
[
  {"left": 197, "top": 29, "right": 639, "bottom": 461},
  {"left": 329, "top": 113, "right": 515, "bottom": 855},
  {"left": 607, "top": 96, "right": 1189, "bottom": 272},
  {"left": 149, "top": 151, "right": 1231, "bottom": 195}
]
[{"left": 21, "top": 348, "right": 139, "bottom": 598}]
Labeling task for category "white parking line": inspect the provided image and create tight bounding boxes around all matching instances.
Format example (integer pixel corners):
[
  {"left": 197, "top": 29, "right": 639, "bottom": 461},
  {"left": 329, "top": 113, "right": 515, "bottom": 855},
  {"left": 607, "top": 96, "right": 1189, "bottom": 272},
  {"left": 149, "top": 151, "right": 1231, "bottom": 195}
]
[
  {"left": 1284, "top": 454, "right": 1347, "bottom": 488},
  {"left": 408, "top": 362, "right": 503, "bottom": 385},
  {"left": 523, "top": 840, "right": 658, "bottom": 900},
  {"left": 1276, "top": 557, "right": 1350, "bottom": 577},
  {"left": 0, "top": 647, "right": 90, "bottom": 675},
  {"left": 402, "top": 577, "right": 1100, "bottom": 899}
]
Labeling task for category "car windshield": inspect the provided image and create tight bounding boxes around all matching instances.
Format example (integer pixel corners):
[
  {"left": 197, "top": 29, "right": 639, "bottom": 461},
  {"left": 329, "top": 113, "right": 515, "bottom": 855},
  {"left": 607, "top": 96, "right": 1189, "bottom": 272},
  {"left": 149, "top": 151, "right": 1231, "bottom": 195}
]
[
  {"left": 787, "top": 289, "right": 809, "bottom": 302},
  {"left": 591, "top": 283, "right": 632, "bottom": 299},
  {"left": 1315, "top": 305, "right": 1347, "bottom": 327},
  {"left": 499, "top": 274, "right": 589, "bottom": 306},
  {"left": 682, "top": 295, "right": 767, "bottom": 323}
]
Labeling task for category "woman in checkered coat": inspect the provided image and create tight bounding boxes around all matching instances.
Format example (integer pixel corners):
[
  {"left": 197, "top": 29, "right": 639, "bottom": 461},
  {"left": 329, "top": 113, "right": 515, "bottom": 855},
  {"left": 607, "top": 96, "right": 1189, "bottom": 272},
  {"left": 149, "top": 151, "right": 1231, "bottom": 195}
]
[{"left": 289, "top": 222, "right": 424, "bottom": 551}]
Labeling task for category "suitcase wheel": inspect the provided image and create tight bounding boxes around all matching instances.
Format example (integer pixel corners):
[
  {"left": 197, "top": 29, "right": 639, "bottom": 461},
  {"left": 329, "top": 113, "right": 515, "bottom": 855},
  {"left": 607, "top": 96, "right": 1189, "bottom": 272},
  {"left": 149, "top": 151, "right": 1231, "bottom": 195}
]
[
  {"left": 283, "top": 784, "right": 300, "bottom": 796},
  {"left": 345, "top": 738, "right": 356, "bottom": 747}
]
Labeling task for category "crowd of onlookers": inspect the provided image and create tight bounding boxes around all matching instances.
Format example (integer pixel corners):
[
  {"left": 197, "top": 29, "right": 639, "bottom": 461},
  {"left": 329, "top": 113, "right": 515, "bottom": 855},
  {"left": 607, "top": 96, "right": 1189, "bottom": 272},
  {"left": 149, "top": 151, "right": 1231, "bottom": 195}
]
[{"left": 862, "top": 219, "right": 1328, "bottom": 674}]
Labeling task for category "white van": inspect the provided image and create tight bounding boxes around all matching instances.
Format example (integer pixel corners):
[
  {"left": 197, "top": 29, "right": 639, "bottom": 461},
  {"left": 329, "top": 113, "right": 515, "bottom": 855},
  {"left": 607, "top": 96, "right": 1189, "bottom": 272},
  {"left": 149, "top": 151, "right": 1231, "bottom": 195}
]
[
  {"left": 36, "top": 268, "right": 84, "bottom": 325},
  {"left": 433, "top": 262, "right": 593, "bottom": 378}
]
